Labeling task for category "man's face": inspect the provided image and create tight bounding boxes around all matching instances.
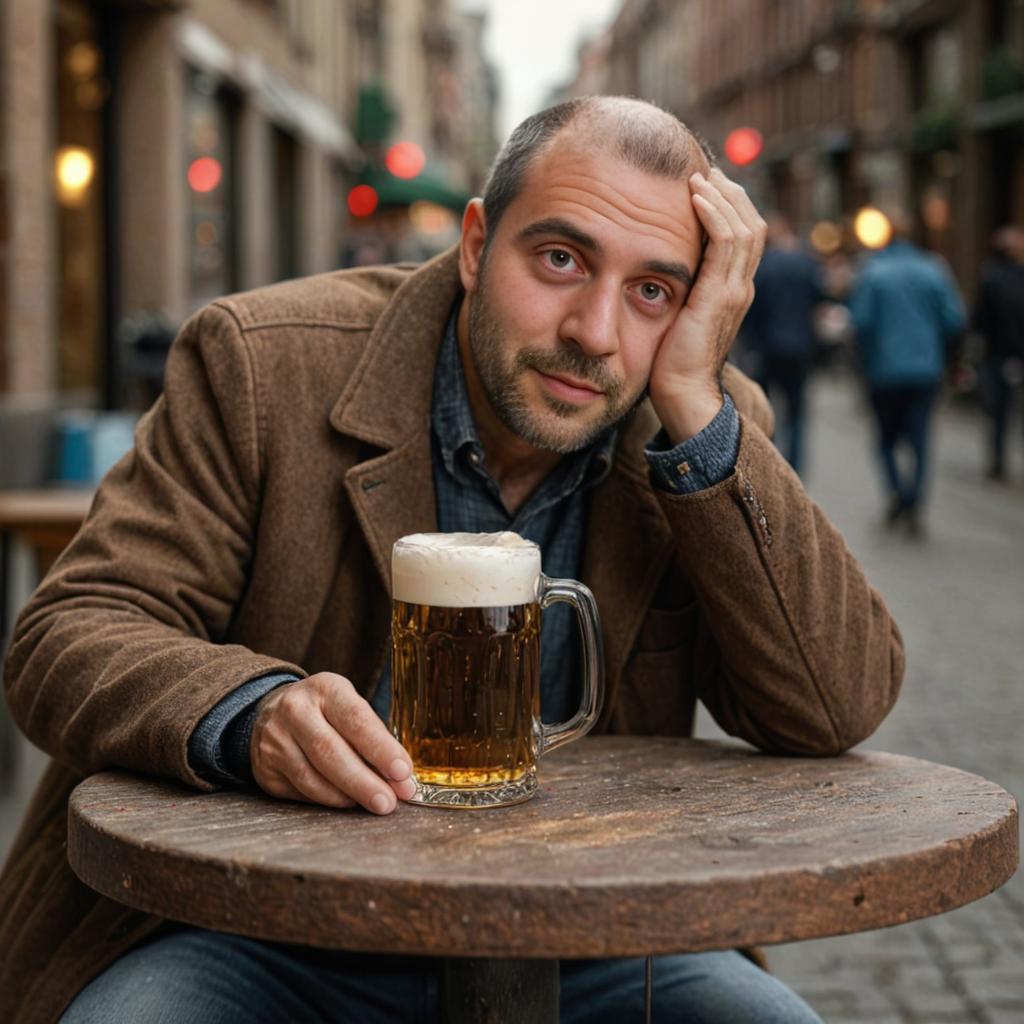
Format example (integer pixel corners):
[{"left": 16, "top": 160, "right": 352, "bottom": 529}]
[{"left": 462, "top": 137, "right": 705, "bottom": 454}]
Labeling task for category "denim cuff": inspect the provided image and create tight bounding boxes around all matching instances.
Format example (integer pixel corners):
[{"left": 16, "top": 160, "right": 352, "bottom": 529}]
[
  {"left": 645, "top": 392, "right": 740, "bottom": 494},
  {"left": 188, "top": 672, "right": 299, "bottom": 785}
]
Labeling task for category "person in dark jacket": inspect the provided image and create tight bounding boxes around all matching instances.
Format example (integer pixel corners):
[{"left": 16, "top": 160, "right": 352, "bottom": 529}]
[
  {"left": 973, "top": 225, "right": 1024, "bottom": 481},
  {"left": 850, "top": 210, "right": 966, "bottom": 535},
  {"left": 741, "top": 213, "right": 825, "bottom": 474}
]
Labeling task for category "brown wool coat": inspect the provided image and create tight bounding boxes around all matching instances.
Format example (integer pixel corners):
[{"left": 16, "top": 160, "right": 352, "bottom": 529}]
[{"left": 1, "top": 247, "right": 904, "bottom": 1023}]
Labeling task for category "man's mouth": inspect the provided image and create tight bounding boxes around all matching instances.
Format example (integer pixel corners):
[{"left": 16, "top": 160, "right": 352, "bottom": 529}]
[{"left": 534, "top": 369, "right": 605, "bottom": 404}]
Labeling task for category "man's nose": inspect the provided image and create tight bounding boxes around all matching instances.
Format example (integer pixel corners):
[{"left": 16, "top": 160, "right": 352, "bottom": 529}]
[{"left": 558, "top": 280, "right": 620, "bottom": 358}]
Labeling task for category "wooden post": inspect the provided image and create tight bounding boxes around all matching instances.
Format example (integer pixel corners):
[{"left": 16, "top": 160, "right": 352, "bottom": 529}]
[{"left": 441, "top": 957, "right": 559, "bottom": 1024}]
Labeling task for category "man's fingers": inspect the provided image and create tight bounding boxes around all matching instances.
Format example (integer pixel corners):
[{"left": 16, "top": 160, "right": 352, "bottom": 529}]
[
  {"left": 294, "top": 713, "right": 407, "bottom": 813},
  {"left": 260, "top": 732, "right": 356, "bottom": 809},
  {"left": 692, "top": 173, "right": 755, "bottom": 287},
  {"left": 321, "top": 686, "right": 416, "bottom": 800},
  {"left": 709, "top": 168, "right": 767, "bottom": 277}
]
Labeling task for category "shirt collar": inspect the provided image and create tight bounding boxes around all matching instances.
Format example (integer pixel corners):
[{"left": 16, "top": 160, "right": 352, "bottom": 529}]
[{"left": 431, "top": 301, "right": 617, "bottom": 494}]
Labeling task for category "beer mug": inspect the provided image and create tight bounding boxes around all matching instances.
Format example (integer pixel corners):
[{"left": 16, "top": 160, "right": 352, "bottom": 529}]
[{"left": 390, "top": 532, "right": 605, "bottom": 808}]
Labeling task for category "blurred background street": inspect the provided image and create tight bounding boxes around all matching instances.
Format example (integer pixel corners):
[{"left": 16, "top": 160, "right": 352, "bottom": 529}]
[{"left": 1, "top": 0, "right": 1022, "bottom": 1019}]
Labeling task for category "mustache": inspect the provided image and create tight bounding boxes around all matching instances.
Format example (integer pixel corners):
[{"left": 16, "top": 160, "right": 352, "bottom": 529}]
[{"left": 514, "top": 347, "right": 623, "bottom": 399}]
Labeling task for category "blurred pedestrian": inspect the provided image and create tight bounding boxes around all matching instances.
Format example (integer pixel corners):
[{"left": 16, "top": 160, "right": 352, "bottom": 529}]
[
  {"left": 742, "top": 213, "right": 825, "bottom": 474},
  {"left": 850, "top": 210, "right": 966, "bottom": 535},
  {"left": 972, "top": 225, "right": 1024, "bottom": 481}
]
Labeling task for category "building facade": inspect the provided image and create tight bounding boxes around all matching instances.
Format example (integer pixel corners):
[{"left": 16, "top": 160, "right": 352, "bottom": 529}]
[
  {"left": 0, "top": 0, "right": 497, "bottom": 485},
  {"left": 556, "top": 0, "right": 1024, "bottom": 292}
]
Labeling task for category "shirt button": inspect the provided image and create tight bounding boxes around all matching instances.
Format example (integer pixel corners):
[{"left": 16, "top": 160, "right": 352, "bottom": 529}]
[
  {"left": 676, "top": 460, "right": 691, "bottom": 476},
  {"left": 468, "top": 451, "right": 481, "bottom": 464}
]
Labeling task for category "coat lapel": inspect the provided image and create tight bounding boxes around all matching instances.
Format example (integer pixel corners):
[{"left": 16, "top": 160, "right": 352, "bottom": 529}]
[
  {"left": 331, "top": 247, "right": 463, "bottom": 595},
  {"left": 583, "top": 402, "right": 674, "bottom": 728}
]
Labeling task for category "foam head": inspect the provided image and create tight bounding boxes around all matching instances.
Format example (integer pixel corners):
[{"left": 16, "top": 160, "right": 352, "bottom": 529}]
[{"left": 392, "top": 532, "right": 541, "bottom": 607}]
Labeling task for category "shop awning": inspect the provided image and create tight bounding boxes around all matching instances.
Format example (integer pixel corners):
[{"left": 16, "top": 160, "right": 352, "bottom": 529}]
[{"left": 360, "top": 164, "right": 470, "bottom": 213}]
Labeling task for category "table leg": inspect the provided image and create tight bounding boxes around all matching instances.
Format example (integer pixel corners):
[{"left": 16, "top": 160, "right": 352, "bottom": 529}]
[{"left": 440, "top": 957, "right": 559, "bottom": 1024}]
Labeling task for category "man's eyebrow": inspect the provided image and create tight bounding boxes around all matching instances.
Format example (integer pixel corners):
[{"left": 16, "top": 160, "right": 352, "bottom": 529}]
[
  {"left": 516, "top": 218, "right": 602, "bottom": 253},
  {"left": 642, "top": 260, "right": 694, "bottom": 289}
]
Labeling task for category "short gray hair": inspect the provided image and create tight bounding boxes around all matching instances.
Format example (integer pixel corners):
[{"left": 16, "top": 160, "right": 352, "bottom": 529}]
[{"left": 481, "top": 96, "right": 716, "bottom": 239}]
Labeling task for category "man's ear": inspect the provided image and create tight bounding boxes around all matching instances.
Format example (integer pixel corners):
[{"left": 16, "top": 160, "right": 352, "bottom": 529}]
[{"left": 459, "top": 198, "right": 487, "bottom": 294}]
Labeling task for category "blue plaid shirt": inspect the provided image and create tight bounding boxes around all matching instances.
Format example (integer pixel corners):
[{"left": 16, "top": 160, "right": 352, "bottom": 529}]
[{"left": 189, "top": 302, "right": 741, "bottom": 782}]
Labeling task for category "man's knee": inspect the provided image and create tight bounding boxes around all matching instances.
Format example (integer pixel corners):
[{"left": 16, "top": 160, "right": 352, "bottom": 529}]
[{"left": 59, "top": 930, "right": 295, "bottom": 1024}]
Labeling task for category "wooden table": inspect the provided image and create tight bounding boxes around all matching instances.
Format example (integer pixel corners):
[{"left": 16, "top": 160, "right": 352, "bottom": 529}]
[{"left": 68, "top": 736, "right": 1018, "bottom": 1023}]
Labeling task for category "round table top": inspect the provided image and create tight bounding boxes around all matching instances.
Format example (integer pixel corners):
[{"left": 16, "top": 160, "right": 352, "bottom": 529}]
[{"left": 68, "top": 737, "right": 1019, "bottom": 958}]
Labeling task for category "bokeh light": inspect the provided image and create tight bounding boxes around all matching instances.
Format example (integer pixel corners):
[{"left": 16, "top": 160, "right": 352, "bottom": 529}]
[
  {"left": 385, "top": 141, "right": 426, "bottom": 180},
  {"left": 348, "top": 184, "right": 379, "bottom": 217},
  {"left": 409, "top": 200, "right": 455, "bottom": 235},
  {"left": 187, "top": 157, "right": 222, "bottom": 193},
  {"left": 854, "top": 207, "right": 892, "bottom": 249},
  {"left": 724, "top": 127, "right": 763, "bottom": 167},
  {"left": 55, "top": 146, "right": 95, "bottom": 206},
  {"left": 809, "top": 220, "right": 843, "bottom": 255}
]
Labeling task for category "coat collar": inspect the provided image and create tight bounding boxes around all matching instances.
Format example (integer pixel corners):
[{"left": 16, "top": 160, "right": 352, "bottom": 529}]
[{"left": 330, "top": 245, "right": 673, "bottom": 708}]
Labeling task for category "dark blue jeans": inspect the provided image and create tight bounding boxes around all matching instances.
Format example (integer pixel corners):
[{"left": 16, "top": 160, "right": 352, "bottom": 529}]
[
  {"left": 869, "top": 384, "right": 938, "bottom": 511},
  {"left": 60, "top": 927, "right": 823, "bottom": 1023},
  {"left": 756, "top": 357, "right": 810, "bottom": 475},
  {"left": 984, "top": 357, "right": 1023, "bottom": 474}
]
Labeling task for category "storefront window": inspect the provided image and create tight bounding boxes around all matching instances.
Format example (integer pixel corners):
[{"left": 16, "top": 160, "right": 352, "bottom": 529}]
[
  {"left": 55, "top": 0, "right": 109, "bottom": 395},
  {"left": 186, "top": 68, "right": 238, "bottom": 307}
]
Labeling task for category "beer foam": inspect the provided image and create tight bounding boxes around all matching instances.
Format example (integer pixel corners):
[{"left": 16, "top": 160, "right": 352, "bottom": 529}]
[{"left": 392, "top": 532, "right": 541, "bottom": 608}]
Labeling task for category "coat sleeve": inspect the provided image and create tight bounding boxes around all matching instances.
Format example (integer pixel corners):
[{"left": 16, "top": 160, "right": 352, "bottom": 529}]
[
  {"left": 3, "top": 304, "right": 306, "bottom": 789},
  {"left": 657, "top": 376, "right": 904, "bottom": 755}
]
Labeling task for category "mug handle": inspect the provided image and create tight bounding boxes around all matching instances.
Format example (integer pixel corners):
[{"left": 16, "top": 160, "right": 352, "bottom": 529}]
[{"left": 536, "top": 573, "right": 606, "bottom": 755}]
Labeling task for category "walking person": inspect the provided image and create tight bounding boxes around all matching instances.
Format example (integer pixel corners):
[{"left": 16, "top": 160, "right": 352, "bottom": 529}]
[
  {"left": 972, "top": 225, "right": 1024, "bottom": 481},
  {"left": 741, "top": 213, "right": 825, "bottom": 474},
  {"left": 850, "top": 210, "right": 966, "bottom": 535}
]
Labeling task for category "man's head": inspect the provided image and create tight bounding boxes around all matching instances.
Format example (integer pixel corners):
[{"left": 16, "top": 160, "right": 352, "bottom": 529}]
[
  {"left": 457, "top": 96, "right": 714, "bottom": 455},
  {"left": 992, "top": 225, "right": 1024, "bottom": 263},
  {"left": 764, "top": 211, "right": 797, "bottom": 249}
]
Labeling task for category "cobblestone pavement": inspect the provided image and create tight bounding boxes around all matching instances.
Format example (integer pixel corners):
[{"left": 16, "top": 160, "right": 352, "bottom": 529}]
[
  {"left": 695, "top": 374, "right": 1024, "bottom": 1023},
  {"left": 2, "top": 375, "right": 1021, "bottom": 1022}
]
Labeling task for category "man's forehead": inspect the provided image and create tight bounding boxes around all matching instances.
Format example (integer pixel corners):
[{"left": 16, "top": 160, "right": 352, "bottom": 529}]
[{"left": 506, "top": 138, "right": 702, "bottom": 259}]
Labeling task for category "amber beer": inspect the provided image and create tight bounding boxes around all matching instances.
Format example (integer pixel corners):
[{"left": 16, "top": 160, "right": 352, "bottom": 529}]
[{"left": 391, "top": 532, "right": 604, "bottom": 808}]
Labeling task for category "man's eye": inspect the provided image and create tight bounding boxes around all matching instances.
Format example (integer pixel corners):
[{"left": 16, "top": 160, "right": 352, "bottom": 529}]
[
  {"left": 544, "top": 250, "right": 576, "bottom": 271},
  {"left": 639, "top": 282, "right": 667, "bottom": 302}
]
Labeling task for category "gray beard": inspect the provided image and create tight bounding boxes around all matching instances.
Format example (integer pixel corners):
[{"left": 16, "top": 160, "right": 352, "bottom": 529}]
[{"left": 466, "top": 284, "right": 644, "bottom": 455}]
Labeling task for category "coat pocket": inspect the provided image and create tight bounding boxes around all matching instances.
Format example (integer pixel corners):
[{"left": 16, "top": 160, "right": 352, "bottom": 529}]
[{"left": 613, "top": 605, "right": 698, "bottom": 735}]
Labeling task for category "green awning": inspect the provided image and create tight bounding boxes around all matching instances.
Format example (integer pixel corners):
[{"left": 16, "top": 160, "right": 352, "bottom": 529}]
[{"left": 360, "top": 164, "right": 469, "bottom": 213}]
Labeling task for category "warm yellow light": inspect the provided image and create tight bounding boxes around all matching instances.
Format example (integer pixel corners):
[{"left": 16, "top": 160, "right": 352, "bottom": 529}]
[
  {"left": 55, "top": 146, "right": 95, "bottom": 206},
  {"left": 809, "top": 221, "right": 842, "bottom": 255},
  {"left": 409, "top": 200, "right": 455, "bottom": 235},
  {"left": 854, "top": 207, "right": 891, "bottom": 249}
]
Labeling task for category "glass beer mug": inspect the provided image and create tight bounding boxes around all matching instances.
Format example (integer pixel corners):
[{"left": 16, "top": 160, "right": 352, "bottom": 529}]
[{"left": 390, "top": 532, "right": 605, "bottom": 808}]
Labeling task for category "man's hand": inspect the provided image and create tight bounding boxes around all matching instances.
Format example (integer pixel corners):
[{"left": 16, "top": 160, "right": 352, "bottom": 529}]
[
  {"left": 251, "top": 673, "right": 416, "bottom": 815},
  {"left": 649, "top": 167, "right": 766, "bottom": 445}
]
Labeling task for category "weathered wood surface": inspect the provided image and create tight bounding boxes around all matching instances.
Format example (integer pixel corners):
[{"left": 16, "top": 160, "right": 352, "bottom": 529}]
[{"left": 68, "top": 737, "right": 1019, "bottom": 958}]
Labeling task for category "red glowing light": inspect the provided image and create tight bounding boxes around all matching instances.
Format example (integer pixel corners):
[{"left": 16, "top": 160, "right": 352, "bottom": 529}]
[
  {"left": 385, "top": 141, "right": 426, "bottom": 180},
  {"left": 348, "top": 184, "right": 379, "bottom": 217},
  {"left": 723, "top": 127, "right": 763, "bottom": 167},
  {"left": 187, "top": 156, "right": 222, "bottom": 193}
]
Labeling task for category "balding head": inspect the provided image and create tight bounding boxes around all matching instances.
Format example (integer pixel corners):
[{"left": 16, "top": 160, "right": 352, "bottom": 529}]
[{"left": 482, "top": 96, "right": 715, "bottom": 243}]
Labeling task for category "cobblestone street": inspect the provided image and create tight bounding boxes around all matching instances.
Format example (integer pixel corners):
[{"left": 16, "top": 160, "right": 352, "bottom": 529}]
[
  {"left": 2, "top": 374, "right": 1021, "bottom": 1022},
  {"left": 695, "top": 374, "right": 1024, "bottom": 1023}
]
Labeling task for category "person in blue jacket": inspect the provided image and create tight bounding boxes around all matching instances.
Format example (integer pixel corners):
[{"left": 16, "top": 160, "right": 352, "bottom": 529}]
[
  {"left": 850, "top": 209, "right": 966, "bottom": 534},
  {"left": 742, "top": 213, "right": 826, "bottom": 475}
]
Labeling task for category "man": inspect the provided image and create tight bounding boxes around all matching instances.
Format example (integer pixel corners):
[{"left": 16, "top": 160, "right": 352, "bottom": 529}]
[
  {"left": 973, "top": 225, "right": 1024, "bottom": 481},
  {"left": 850, "top": 209, "right": 966, "bottom": 535},
  {"left": 741, "top": 212, "right": 826, "bottom": 474},
  {"left": 2, "top": 97, "right": 903, "bottom": 1023}
]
